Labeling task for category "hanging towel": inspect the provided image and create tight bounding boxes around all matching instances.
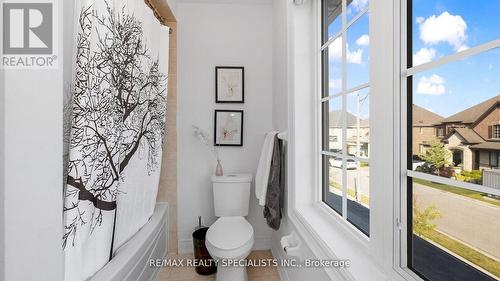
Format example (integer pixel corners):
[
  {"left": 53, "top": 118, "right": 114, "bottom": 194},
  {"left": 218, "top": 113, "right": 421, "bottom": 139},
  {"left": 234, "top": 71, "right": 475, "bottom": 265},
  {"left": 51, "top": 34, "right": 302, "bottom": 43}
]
[
  {"left": 255, "top": 131, "right": 279, "bottom": 206},
  {"left": 264, "top": 136, "right": 284, "bottom": 230}
]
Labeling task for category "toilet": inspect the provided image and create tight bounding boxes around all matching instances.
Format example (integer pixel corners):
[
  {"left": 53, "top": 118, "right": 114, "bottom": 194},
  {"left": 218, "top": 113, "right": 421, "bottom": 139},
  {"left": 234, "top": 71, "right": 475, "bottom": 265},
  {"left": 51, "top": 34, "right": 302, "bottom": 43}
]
[{"left": 205, "top": 173, "right": 254, "bottom": 281}]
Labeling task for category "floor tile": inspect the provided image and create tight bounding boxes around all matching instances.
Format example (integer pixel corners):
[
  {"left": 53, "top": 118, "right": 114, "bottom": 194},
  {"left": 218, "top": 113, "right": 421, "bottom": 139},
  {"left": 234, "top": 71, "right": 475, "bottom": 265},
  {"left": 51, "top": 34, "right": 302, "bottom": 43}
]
[{"left": 154, "top": 250, "right": 281, "bottom": 281}]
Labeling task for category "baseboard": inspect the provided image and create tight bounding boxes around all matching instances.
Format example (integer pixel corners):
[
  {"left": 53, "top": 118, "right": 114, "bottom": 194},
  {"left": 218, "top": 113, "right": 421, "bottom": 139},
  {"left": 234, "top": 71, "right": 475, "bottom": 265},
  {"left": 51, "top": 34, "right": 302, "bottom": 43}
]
[
  {"left": 271, "top": 240, "right": 291, "bottom": 281},
  {"left": 253, "top": 235, "right": 272, "bottom": 250},
  {"left": 178, "top": 235, "right": 272, "bottom": 254}
]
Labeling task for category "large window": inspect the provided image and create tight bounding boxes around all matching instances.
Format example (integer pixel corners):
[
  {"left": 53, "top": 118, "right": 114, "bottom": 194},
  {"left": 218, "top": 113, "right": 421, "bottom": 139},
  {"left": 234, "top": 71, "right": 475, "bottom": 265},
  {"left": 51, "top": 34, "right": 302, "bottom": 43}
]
[
  {"left": 321, "top": 0, "right": 370, "bottom": 236},
  {"left": 406, "top": 1, "right": 500, "bottom": 280}
]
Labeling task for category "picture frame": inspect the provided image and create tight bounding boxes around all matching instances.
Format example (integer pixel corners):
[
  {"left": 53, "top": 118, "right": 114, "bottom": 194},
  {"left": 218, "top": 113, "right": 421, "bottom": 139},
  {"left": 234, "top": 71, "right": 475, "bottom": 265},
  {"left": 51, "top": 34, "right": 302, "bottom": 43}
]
[
  {"left": 215, "top": 66, "right": 245, "bottom": 103},
  {"left": 214, "top": 110, "right": 244, "bottom": 146}
]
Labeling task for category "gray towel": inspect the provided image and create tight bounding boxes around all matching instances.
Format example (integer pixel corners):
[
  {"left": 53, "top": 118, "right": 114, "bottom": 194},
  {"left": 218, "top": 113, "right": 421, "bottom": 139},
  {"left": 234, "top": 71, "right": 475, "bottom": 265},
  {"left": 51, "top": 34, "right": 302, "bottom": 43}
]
[{"left": 264, "top": 135, "right": 285, "bottom": 230}]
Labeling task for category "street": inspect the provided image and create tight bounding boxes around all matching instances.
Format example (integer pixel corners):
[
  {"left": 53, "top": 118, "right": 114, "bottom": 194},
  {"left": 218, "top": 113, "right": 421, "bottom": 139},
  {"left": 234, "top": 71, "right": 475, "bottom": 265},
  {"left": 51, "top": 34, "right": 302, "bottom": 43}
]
[
  {"left": 328, "top": 165, "right": 500, "bottom": 262},
  {"left": 414, "top": 183, "right": 500, "bottom": 260}
]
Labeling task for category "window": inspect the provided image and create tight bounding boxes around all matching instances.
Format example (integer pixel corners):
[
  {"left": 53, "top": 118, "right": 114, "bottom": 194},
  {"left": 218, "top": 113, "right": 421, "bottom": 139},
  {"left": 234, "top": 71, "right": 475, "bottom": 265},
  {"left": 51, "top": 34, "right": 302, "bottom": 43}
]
[
  {"left": 489, "top": 152, "right": 500, "bottom": 167},
  {"left": 419, "top": 144, "right": 427, "bottom": 154},
  {"left": 321, "top": 0, "right": 370, "bottom": 236},
  {"left": 494, "top": 125, "right": 500, "bottom": 139},
  {"left": 406, "top": 1, "right": 500, "bottom": 280},
  {"left": 436, "top": 127, "right": 444, "bottom": 137}
]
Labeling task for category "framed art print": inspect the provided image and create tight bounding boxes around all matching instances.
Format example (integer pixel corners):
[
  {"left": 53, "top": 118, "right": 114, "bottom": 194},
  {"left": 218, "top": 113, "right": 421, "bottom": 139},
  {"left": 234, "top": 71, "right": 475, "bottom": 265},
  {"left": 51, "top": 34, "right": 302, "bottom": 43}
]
[
  {"left": 214, "top": 110, "right": 244, "bottom": 146},
  {"left": 215, "top": 66, "right": 244, "bottom": 103}
]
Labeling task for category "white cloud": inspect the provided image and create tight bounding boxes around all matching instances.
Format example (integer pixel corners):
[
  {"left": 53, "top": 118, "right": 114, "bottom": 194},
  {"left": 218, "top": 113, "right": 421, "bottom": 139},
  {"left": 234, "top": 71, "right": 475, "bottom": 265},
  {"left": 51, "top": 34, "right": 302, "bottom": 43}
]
[
  {"left": 329, "top": 78, "right": 342, "bottom": 89},
  {"left": 348, "top": 0, "right": 368, "bottom": 14},
  {"left": 413, "top": 47, "right": 436, "bottom": 65},
  {"left": 417, "top": 74, "right": 446, "bottom": 95},
  {"left": 347, "top": 49, "right": 363, "bottom": 64},
  {"left": 416, "top": 17, "right": 425, "bottom": 24},
  {"left": 418, "top": 11, "right": 468, "bottom": 51},
  {"left": 328, "top": 37, "right": 364, "bottom": 64},
  {"left": 456, "top": 45, "right": 469, "bottom": 52},
  {"left": 356, "top": 34, "right": 370, "bottom": 46}
]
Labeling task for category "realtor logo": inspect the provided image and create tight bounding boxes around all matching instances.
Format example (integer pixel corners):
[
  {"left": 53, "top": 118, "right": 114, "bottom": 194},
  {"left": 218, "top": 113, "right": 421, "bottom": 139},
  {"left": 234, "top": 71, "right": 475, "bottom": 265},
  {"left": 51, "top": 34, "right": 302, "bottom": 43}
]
[{"left": 1, "top": 2, "right": 57, "bottom": 69}]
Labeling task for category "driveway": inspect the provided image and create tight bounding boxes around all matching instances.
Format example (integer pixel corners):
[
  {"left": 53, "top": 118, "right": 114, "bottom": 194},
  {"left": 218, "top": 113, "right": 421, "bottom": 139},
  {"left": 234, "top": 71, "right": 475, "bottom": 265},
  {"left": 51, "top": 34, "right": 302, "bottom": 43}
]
[{"left": 414, "top": 183, "right": 500, "bottom": 260}]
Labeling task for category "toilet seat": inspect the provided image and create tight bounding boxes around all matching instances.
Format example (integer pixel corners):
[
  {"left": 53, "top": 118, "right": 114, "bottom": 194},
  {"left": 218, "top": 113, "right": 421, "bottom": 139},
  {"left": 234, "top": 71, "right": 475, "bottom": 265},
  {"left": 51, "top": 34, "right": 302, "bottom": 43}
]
[{"left": 206, "top": 216, "right": 254, "bottom": 258}]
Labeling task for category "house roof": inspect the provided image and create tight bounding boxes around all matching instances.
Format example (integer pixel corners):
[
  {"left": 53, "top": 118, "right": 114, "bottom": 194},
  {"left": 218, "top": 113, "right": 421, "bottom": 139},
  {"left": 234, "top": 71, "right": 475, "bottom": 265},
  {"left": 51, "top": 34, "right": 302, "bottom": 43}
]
[
  {"left": 442, "top": 95, "right": 500, "bottom": 124},
  {"left": 328, "top": 110, "right": 369, "bottom": 128},
  {"left": 470, "top": 141, "right": 500, "bottom": 150},
  {"left": 450, "top": 128, "right": 484, "bottom": 144},
  {"left": 413, "top": 105, "right": 443, "bottom": 126}
]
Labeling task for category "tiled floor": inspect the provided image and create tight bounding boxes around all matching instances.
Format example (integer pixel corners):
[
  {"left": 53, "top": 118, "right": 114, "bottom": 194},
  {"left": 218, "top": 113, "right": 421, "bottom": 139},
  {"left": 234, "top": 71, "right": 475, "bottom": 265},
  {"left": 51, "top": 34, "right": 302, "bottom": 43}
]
[{"left": 155, "top": 250, "right": 281, "bottom": 281}]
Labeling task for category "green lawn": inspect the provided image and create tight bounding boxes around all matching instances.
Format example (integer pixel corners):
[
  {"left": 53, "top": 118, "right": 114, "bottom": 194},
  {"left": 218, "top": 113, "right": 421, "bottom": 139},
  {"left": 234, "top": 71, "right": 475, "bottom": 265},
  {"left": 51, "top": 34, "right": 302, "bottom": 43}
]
[
  {"left": 413, "top": 178, "right": 500, "bottom": 207},
  {"left": 420, "top": 229, "right": 500, "bottom": 278}
]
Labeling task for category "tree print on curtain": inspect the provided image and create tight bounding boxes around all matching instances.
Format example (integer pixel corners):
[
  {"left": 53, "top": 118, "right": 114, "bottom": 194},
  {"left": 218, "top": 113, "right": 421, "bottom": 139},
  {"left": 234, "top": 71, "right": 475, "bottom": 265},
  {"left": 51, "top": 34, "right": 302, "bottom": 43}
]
[{"left": 63, "top": 0, "right": 168, "bottom": 280}]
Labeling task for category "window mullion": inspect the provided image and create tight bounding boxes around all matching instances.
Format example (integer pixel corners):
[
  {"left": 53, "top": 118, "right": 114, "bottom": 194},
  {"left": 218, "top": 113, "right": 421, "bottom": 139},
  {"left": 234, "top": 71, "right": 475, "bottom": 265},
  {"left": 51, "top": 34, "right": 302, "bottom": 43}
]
[
  {"left": 405, "top": 38, "right": 500, "bottom": 77},
  {"left": 341, "top": 0, "right": 348, "bottom": 219}
]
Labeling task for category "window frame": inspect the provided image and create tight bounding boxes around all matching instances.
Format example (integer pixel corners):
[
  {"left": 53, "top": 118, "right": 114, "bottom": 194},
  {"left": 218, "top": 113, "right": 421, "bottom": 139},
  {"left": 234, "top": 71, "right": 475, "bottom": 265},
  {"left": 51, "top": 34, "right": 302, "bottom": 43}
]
[
  {"left": 494, "top": 125, "right": 500, "bottom": 139},
  {"left": 319, "top": 0, "right": 371, "bottom": 237},
  {"left": 399, "top": 0, "right": 500, "bottom": 280},
  {"left": 289, "top": 0, "right": 414, "bottom": 280},
  {"left": 290, "top": 1, "right": 500, "bottom": 280}
]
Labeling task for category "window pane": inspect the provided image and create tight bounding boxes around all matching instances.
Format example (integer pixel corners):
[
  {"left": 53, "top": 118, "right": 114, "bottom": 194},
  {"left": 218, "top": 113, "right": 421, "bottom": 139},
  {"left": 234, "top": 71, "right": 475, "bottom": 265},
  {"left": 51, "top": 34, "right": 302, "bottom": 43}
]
[
  {"left": 323, "top": 97, "right": 343, "bottom": 153},
  {"left": 347, "top": 160, "right": 370, "bottom": 235},
  {"left": 410, "top": 178, "right": 500, "bottom": 280},
  {"left": 412, "top": 1, "right": 500, "bottom": 66},
  {"left": 346, "top": 13, "right": 369, "bottom": 89},
  {"left": 347, "top": 88, "right": 370, "bottom": 158},
  {"left": 323, "top": 37, "right": 343, "bottom": 97},
  {"left": 411, "top": 48, "right": 500, "bottom": 184},
  {"left": 323, "top": 154, "right": 343, "bottom": 215},
  {"left": 322, "top": 0, "right": 342, "bottom": 43},
  {"left": 347, "top": 0, "right": 368, "bottom": 23}
]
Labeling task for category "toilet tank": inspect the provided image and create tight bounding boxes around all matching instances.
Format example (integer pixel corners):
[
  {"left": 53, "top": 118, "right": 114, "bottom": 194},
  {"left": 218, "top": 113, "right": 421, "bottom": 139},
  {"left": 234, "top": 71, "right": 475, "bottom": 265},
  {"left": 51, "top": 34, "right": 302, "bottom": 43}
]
[{"left": 211, "top": 173, "right": 253, "bottom": 217}]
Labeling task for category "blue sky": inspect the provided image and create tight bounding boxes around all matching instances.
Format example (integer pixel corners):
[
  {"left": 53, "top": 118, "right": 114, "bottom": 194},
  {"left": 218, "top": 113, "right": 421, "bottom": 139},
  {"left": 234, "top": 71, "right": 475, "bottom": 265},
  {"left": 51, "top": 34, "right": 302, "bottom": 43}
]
[
  {"left": 325, "top": 0, "right": 500, "bottom": 118},
  {"left": 412, "top": 0, "right": 500, "bottom": 117},
  {"left": 325, "top": 0, "right": 370, "bottom": 116}
]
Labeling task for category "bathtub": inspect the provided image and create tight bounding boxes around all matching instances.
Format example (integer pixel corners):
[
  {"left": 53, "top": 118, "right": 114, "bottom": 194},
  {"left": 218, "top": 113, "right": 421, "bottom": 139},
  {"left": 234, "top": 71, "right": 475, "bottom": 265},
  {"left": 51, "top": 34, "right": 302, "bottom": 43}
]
[{"left": 90, "top": 203, "right": 168, "bottom": 281}]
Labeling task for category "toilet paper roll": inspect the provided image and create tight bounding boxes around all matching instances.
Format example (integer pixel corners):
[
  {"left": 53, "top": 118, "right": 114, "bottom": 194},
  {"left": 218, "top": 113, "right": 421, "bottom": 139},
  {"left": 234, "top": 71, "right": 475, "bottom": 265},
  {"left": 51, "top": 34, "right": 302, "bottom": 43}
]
[{"left": 280, "top": 231, "right": 301, "bottom": 259}]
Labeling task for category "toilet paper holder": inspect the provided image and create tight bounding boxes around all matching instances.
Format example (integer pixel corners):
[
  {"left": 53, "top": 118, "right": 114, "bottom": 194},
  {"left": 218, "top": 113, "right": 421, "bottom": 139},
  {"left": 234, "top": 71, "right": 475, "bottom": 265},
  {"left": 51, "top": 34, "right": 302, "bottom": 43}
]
[{"left": 280, "top": 231, "right": 301, "bottom": 259}]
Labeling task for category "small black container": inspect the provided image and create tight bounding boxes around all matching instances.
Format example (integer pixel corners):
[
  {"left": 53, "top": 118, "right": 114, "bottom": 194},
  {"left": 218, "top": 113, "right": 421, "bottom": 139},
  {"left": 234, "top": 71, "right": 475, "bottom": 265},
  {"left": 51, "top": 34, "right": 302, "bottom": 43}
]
[{"left": 192, "top": 227, "right": 217, "bottom": 275}]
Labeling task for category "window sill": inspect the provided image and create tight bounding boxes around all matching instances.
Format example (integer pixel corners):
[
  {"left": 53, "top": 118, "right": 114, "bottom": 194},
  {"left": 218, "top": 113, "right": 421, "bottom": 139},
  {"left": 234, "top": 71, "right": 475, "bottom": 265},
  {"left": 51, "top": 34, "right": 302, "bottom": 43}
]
[{"left": 288, "top": 202, "right": 389, "bottom": 281}]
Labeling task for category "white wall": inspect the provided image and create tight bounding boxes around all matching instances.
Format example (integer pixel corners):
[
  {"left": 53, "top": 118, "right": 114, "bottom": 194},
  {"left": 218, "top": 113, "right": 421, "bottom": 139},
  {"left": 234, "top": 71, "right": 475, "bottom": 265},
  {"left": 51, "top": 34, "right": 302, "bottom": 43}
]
[
  {"left": 270, "top": 1, "right": 331, "bottom": 280},
  {"left": 176, "top": 0, "right": 274, "bottom": 252},
  {"left": 0, "top": 35, "right": 5, "bottom": 281},
  {"left": 1, "top": 1, "right": 65, "bottom": 280}
]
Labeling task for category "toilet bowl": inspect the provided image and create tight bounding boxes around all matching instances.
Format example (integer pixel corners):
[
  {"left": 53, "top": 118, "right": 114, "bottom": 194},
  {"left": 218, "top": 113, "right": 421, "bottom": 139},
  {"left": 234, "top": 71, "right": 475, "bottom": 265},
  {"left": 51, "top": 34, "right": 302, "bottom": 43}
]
[
  {"left": 206, "top": 174, "right": 254, "bottom": 281},
  {"left": 206, "top": 217, "right": 254, "bottom": 281}
]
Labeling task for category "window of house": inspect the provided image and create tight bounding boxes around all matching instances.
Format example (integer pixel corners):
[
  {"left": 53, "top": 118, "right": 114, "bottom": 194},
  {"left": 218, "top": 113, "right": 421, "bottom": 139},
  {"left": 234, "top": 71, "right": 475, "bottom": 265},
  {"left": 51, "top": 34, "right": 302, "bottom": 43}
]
[
  {"left": 493, "top": 125, "right": 500, "bottom": 139},
  {"left": 489, "top": 152, "right": 499, "bottom": 167},
  {"left": 436, "top": 127, "right": 444, "bottom": 137},
  {"left": 405, "top": 1, "right": 500, "bottom": 280},
  {"left": 321, "top": 0, "right": 370, "bottom": 236}
]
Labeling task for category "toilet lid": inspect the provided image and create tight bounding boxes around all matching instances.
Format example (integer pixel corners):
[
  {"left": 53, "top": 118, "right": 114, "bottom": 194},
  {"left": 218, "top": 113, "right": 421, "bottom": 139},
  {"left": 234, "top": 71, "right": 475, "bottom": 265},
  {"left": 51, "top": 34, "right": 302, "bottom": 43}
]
[{"left": 206, "top": 217, "right": 254, "bottom": 250}]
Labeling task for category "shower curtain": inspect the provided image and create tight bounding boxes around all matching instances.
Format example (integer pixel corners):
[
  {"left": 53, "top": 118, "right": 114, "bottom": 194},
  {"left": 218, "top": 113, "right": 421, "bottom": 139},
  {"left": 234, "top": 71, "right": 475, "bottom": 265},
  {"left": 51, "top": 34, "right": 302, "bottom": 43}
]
[{"left": 63, "top": 0, "right": 169, "bottom": 280}]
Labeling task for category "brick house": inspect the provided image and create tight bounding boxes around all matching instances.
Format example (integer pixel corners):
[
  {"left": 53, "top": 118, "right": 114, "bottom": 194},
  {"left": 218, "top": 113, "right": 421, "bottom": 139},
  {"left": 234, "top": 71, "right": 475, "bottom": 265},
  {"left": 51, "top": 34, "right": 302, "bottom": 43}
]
[
  {"left": 412, "top": 105, "right": 443, "bottom": 156},
  {"left": 328, "top": 110, "right": 370, "bottom": 157},
  {"left": 437, "top": 95, "right": 500, "bottom": 171}
]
